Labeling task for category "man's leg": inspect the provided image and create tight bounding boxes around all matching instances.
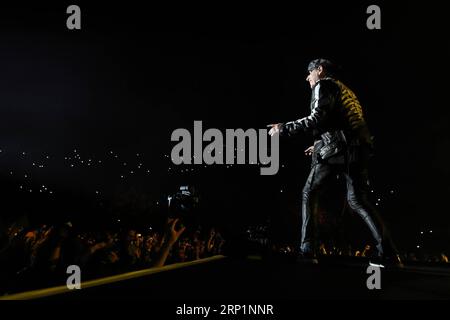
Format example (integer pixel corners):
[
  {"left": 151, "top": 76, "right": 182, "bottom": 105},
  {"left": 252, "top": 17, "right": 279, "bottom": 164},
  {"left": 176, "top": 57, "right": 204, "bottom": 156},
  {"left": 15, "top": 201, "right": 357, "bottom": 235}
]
[
  {"left": 300, "top": 162, "right": 335, "bottom": 256},
  {"left": 345, "top": 171, "right": 384, "bottom": 255},
  {"left": 344, "top": 150, "right": 395, "bottom": 258}
]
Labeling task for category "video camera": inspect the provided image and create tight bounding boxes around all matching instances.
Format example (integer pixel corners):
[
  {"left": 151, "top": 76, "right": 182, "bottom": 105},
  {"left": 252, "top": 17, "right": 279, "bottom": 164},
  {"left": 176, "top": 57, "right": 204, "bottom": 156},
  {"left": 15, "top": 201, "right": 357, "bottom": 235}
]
[{"left": 167, "top": 185, "right": 199, "bottom": 229}]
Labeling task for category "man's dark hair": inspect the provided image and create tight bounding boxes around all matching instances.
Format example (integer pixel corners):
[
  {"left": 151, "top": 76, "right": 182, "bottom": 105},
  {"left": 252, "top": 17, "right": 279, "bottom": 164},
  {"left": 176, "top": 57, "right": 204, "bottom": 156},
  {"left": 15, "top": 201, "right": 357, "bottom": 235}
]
[{"left": 307, "top": 58, "right": 340, "bottom": 78}]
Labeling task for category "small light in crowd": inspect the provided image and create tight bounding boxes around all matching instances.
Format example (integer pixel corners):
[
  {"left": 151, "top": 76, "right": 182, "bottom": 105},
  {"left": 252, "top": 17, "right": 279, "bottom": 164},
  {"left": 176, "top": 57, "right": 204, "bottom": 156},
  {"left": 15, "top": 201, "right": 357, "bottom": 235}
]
[
  {"left": 147, "top": 170, "right": 150, "bottom": 173},
  {"left": 371, "top": 190, "right": 374, "bottom": 193},
  {"left": 114, "top": 155, "right": 118, "bottom": 158},
  {"left": 377, "top": 198, "right": 381, "bottom": 202},
  {"left": 10, "top": 171, "right": 13, "bottom": 175},
  {"left": 32, "top": 163, "right": 36, "bottom": 166},
  {"left": 117, "top": 219, "right": 121, "bottom": 222},
  {"left": 417, "top": 245, "right": 420, "bottom": 249},
  {"left": 95, "top": 191, "right": 100, "bottom": 194},
  {"left": 64, "top": 157, "right": 68, "bottom": 160},
  {"left": 19, "top": 185, "right": 23, "bottom": 189},
  {"left": 429, "top": 230, "right": 433, "bottom": 233},
  {"left": 120, "top": 175, "right": 124, "bottom": 178},
  {"left": 110, "top": 151, "right": 113, "bottom": 154},
  {"left": 24, "top": 174, "right": 28, "bottom": 178},
  {"left": 420, "top": 231, "right": 424, "bottom": 235},
  {"left": 123, "top": 162, "right": 127, "bottom": 166},
  {"left": 22, "top": 152, "right": 26, "bottom": 155},
  {"left": 46, "top": 156, "right": 50, "bottom": 159},
  {"left": 130, "top": 171, "right": 134, "bottom": 174},
  {"left": 375, "top": 203, "right": 379, "bottom": 206},
  {"left": 29, "top": 189, "right": 32, "bottom": 193},
  {"left": 70, "top": 164, "right": 74, "bottom": 167},
  {"left": 136, "top": 153, "right": 140, "bottom": 157},
  {"left": 74, "top": 149, "right": 77, "bottom": 153},
  {"left": 390, "top": 190, "right": 394, "bottom": 194},
  {"left": 280, "top": 189, "right": 283, "bottom": 193},
  {"left": 49, "top": 191, "right": 53, "bottom": 194}
]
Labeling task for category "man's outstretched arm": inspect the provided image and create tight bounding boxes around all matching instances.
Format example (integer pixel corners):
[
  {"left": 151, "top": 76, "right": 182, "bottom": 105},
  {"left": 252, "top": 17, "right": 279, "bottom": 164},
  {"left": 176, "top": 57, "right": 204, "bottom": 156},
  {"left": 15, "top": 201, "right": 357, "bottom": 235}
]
[{"left": 269, "top": 80, "right": 336, "bottom": 136}]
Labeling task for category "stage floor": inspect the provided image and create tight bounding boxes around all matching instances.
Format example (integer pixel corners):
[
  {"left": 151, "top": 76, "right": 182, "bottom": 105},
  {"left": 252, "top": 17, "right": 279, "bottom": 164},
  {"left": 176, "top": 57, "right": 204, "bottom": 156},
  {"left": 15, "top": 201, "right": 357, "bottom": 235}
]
[{"left": 3, "top": 255, "right": 450, "bottom": 300}]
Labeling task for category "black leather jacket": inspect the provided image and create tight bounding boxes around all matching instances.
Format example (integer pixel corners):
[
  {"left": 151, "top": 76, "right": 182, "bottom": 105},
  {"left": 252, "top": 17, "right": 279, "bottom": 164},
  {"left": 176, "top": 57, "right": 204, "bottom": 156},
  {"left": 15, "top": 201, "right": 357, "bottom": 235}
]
[{"left": 280, "top": 78, "right": 373, "bottom": 161}]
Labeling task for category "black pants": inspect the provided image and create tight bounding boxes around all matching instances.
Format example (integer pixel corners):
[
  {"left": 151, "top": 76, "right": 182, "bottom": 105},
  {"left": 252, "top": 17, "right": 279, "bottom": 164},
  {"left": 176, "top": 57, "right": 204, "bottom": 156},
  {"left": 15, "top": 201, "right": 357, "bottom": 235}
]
[{"left": 300, "top": 146, "right": 392, "bottom": 257}]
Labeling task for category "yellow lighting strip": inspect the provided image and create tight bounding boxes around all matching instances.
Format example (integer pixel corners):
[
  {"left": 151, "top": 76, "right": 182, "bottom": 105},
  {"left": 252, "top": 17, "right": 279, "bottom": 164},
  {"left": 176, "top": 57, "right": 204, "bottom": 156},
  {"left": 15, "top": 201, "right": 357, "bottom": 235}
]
[{"left": 1, "top": 255, "right": 225, "bottom": 300}]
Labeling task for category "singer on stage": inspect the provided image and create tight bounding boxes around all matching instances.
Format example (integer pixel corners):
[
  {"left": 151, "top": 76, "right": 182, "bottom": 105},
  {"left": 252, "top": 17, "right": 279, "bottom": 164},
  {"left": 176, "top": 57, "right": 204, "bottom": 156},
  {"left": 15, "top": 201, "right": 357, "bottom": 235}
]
[{"left": 268, "top": 59, "right": 401, "bottom": 265}]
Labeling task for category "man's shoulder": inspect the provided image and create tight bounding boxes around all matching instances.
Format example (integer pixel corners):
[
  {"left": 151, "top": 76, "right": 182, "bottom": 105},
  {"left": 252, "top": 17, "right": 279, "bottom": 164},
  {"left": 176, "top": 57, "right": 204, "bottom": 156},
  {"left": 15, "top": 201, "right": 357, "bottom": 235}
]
[
  {"left": 315, "top": 78, "right": 340, "bottom": 94},
  {"left": 317, "top": 77, "right": 338, "bottom": 86}
]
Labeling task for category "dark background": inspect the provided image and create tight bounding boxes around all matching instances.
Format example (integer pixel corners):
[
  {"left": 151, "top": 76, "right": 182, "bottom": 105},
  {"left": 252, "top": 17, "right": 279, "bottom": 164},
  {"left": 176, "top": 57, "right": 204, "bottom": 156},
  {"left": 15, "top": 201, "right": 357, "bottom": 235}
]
[{"left": 0, "top": 2, "right": 448, "bottom": 254}]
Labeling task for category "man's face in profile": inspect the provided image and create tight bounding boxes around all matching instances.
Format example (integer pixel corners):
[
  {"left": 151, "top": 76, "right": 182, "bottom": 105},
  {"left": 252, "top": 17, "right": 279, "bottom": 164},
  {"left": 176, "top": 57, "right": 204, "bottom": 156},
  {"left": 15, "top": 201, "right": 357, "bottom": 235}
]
[{"left": 306, "top": 66, "right": 323, "bottom": 88}]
